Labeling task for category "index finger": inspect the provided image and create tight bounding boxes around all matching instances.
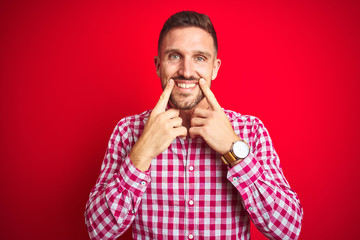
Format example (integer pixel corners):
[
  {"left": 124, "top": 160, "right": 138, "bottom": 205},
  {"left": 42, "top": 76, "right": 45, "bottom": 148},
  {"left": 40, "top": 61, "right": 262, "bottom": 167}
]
[
  {"left": 153, "top": 79, "right": 174, "bottom": 113},
  {"left": 199, "top": 78, "right": 221, "bottom": 110}
]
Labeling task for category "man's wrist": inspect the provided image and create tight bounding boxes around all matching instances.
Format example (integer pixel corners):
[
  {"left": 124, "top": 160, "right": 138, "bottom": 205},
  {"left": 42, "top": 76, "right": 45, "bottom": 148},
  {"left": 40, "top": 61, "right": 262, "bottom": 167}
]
[
  {"left": 129, "top": 143, "right": 153, "bottom": 172},
  {"left": 220, "top": 136, "right": 241, "bottom": 155},
  {"left": 221, "top": 138, "right": 249, "bottom": 167}
]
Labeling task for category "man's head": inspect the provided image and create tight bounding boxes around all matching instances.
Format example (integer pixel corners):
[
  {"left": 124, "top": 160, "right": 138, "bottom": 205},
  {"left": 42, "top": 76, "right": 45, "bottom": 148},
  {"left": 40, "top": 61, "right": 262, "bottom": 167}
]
[
  {"left": 158, "top": 11, "right": 218, "bottom": 56},
  {"left": 155, "top": 11, "right": 221, "bottom": 110}
]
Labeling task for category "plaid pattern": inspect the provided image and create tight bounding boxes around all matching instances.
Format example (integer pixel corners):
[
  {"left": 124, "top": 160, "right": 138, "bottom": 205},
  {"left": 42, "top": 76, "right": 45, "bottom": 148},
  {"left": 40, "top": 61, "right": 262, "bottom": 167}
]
[{"left": 85, "top": 109, "right": 303, "bottom": 240}]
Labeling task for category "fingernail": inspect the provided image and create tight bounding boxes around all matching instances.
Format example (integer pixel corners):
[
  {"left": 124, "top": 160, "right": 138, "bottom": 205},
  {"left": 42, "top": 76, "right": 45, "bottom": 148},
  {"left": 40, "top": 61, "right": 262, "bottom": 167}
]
[
  {"left": 168, "top": 79, "right": 174, "bottom": 85},
  {"left": 200, "top": 78, "right": 206, "bottom": 85}
]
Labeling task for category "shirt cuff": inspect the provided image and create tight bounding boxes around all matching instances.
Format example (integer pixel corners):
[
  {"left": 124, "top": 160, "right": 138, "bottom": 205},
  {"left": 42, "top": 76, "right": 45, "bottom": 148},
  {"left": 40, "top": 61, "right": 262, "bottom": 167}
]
[
  {"left": 117, "top": 155, "right": 151, "bottom": 196},
  {"left": 227, "top": 153, "right": 264, "bottom": 189}
]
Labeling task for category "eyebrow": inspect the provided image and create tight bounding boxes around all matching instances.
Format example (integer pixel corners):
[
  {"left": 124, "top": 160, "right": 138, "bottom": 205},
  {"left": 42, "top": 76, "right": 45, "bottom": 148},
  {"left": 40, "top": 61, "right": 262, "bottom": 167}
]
[{"left": 164, "top": 48, "right": 212, "bottom": 58}]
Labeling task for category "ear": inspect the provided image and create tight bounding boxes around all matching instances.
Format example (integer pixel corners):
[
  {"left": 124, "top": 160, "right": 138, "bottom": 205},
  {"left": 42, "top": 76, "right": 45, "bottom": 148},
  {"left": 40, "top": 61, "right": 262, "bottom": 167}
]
[
  {"left": 154, "top": 56, "right": 161, "bottom": 77},
  {"left": 211, "top": 58, "right": 221, "bottom": 80}
]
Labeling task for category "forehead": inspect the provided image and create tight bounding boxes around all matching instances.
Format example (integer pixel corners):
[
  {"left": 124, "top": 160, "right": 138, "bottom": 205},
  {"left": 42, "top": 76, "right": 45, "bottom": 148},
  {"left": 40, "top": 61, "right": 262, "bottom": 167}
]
[{"left": 160, "top": 27, "right": 215, "bottom": 56}]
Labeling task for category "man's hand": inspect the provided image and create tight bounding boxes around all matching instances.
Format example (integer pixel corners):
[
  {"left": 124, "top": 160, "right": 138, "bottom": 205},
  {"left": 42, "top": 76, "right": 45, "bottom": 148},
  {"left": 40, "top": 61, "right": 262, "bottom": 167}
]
[
  {"left": 189, "top": 78, "right": 240, "bottom": 155},
  {"left": 130, "top": 79, "right": 187, "bottom": 172}
]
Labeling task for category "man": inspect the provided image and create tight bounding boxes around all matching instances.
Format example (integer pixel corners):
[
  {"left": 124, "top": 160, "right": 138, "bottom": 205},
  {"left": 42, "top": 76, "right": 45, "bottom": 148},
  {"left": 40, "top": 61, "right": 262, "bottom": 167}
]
[{"left": 85, "top": 11, "right": 303, "bottom": 240}]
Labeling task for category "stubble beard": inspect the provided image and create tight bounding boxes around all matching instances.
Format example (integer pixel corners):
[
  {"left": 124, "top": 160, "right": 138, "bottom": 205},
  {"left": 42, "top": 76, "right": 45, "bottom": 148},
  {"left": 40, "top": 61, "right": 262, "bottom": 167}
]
[{"left": 170, "top": 90, "right": 204, "bottom": 110}]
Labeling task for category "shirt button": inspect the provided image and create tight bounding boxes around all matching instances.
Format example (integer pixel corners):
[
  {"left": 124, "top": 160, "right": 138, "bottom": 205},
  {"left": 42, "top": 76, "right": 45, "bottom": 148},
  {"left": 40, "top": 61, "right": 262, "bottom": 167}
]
[
  {"left": 141, "top": 181, "right": 146, "bottom": 186},
  {"left": 233, "top": 177, "right": 238, "bottom": 182},
  {"left": 188, "top": 200, "right": 194, "bottom": 206},
  {"left": 132, "top": 209, "right": 135, "bottom": 214},
  {"left": 248, "top": 206, "right": 253, "bottom": 211},
  {"left": 189, "top": 166, "right": 194, "bottom": 171},
  {"left": 188, "top": 234, "right": 194, "bottom": 239}
]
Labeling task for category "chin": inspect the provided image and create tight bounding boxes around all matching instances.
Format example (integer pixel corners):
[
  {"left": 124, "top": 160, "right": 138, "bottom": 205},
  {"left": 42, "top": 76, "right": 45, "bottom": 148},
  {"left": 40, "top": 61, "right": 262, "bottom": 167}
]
[{"left": 170, "top": 93, "right": 204, "bottom": 110}]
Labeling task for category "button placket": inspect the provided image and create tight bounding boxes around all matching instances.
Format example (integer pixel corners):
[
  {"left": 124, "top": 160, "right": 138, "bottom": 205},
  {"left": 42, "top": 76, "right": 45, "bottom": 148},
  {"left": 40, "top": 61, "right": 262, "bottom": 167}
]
[{"left": 186, "top": 138, "right": 197, "bottom": 239}]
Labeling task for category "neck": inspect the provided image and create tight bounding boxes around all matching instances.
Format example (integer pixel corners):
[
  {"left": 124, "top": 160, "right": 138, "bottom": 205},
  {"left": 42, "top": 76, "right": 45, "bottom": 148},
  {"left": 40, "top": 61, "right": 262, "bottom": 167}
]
[{"left": 179, "top": 109, "right": 194, "bottom": 129}]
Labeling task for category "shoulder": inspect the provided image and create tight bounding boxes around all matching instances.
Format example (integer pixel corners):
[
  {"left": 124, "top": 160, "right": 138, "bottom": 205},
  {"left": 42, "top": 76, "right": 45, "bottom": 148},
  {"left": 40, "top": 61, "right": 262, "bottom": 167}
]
[
  {"left": 224, "top": 109, "right": 273, "bottom": 148},
  {"left": 117, "top": 109, "right": 151, "bottom": 127},
  {"left": 224, "top": 109, "right": 264, "bottom": 128},
  {"left": 107, "top": 109, "right": 152, "bottom": 149},
  {"left": 113, "top": 109, "right": 152, "bottom": 137}
]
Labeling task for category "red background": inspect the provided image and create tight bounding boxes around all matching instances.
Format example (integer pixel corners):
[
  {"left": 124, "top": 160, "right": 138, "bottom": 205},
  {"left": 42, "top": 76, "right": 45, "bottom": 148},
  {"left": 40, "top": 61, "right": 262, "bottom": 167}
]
[{"left": 1, "top": 0, "right": 359, "bottom": 239}]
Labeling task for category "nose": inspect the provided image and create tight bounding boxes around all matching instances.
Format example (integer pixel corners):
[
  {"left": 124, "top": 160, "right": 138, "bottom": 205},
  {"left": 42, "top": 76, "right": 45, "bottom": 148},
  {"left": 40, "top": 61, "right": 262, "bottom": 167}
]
[{"left": 178, "top": 56, "right": 195, "bottom": 79}]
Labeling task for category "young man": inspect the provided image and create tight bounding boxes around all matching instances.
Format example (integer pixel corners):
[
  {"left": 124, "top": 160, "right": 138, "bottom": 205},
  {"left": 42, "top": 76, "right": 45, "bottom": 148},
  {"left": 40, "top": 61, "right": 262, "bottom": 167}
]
[{"left": 85, "top": 11, "right": 303, "bottom": 240}]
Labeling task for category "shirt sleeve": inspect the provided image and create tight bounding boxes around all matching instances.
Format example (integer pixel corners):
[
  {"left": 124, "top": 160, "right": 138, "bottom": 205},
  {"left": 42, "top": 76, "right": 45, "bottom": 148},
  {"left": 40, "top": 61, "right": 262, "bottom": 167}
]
[
  {"left": 84, "top": 119, "right": 151, "bottom": 240},
  {"left": 227, "top": 117, "right": 303, "bottom": 240}
]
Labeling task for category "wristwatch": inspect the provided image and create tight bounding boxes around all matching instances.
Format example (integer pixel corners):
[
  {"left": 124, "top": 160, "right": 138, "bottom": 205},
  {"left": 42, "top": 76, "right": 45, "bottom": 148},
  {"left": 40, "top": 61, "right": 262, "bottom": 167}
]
[{"left": 221, "top": 140, "right": 250, "bottom": 165}]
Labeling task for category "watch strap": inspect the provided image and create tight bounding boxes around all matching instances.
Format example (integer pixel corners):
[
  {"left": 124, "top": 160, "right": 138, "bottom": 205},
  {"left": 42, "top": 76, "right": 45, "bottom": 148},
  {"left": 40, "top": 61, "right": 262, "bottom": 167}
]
[{"left": 221, "top": 151, "right": 238, "bottom": 165}]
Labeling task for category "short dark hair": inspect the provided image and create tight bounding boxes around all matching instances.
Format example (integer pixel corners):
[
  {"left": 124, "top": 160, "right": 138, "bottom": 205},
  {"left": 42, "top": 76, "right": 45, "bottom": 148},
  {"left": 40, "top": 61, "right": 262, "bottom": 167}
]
[{"left": 158, "top": 11, "right": 218, "bottom": 54}]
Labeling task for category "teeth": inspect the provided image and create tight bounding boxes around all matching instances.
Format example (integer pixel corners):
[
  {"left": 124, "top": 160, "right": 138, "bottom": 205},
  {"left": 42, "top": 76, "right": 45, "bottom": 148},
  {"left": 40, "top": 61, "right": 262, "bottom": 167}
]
[{"left": 177, "top": 83, "right": 196, "bottom": 89}]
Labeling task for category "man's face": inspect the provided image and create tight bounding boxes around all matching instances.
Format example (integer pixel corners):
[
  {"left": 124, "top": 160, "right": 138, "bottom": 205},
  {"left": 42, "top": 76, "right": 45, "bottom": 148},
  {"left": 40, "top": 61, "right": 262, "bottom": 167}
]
[{"left": 155, "top": 27, "right": 221, "bottom": 110}]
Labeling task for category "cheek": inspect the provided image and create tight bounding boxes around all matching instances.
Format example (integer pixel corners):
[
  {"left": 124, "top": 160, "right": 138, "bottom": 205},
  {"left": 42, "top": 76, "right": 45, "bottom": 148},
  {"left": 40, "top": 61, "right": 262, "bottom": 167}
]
[
  {"left": 161, "top": 62, "right": 178, "bottom": 76},
  {"left": 160, "top": 76, "right": 168, "bottom": 90},
  {"left": 197, "top": 65, "right": 214, "bottom": 79}
]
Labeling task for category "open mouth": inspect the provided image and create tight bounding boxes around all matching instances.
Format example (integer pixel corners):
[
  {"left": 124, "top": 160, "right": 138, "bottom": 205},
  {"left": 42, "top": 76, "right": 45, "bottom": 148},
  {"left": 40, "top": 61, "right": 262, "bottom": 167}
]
[{"left": 176, "top": 83, "right": 196, "bottom": 89}]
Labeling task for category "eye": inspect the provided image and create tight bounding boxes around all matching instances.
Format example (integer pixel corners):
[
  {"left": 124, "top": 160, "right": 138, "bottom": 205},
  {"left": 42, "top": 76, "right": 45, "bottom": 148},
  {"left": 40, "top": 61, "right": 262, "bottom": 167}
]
[
  {"left": 195, "top": 56, "right": 206, "bottom": 62},
  {"left": 168, "top": 53, "right": 181, "bottom": 61}
]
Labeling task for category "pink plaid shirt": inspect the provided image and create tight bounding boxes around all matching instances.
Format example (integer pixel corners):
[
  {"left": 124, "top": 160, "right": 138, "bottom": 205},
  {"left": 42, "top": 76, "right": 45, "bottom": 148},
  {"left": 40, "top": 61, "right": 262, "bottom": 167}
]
[{"left": 85, "top": 108, "right": 303, "bottom": 240}]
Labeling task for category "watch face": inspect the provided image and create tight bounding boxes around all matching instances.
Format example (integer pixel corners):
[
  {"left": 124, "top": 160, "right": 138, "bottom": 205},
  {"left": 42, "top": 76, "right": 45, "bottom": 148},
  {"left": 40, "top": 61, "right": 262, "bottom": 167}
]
[{"left": 233, "top": 141, "right": 250, "bottom": 159}]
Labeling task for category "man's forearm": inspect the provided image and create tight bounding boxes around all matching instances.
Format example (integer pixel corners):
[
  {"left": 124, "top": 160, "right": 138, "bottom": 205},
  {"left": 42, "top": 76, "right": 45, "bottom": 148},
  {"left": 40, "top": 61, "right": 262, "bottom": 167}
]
[
  {"left": 229, "top": 154, "right": 303, "bottom": 239},
  {"left": 85, "top": 154, "right": 151, "bottom": 240}
]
